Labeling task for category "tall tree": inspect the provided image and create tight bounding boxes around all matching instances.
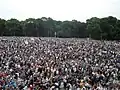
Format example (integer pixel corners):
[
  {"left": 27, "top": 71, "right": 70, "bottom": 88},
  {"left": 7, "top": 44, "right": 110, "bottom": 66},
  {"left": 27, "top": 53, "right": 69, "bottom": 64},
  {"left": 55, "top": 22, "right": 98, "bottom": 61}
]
[
  {"left": 87, "top": 17, "right": 102, "bottom": 40},
  {"left": 5, "top": 19, "right": 22, "bottom": 36},
  {"left": 0, "top": 18, "right": 6, "bottom": 36}
]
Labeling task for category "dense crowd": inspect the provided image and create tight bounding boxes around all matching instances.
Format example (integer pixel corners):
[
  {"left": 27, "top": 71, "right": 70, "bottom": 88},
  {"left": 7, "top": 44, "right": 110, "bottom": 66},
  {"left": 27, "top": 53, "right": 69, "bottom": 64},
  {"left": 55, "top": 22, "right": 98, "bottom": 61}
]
[{"left": 0, "top": 37, "right": 120, "bottom": 90}]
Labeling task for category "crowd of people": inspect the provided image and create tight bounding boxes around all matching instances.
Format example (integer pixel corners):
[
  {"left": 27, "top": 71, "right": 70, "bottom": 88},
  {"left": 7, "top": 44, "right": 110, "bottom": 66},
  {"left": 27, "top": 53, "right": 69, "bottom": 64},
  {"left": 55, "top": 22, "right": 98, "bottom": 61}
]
[{"left": 0, "top": 37, "right": 120, "bottom": 90}]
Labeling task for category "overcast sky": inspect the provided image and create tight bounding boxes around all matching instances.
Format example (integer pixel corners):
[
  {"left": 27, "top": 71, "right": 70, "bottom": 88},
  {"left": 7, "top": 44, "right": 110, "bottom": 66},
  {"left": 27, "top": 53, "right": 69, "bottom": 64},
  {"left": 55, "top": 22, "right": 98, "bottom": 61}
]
[{"left": 0, "top": 0, "right": 120, "bottom": 22}]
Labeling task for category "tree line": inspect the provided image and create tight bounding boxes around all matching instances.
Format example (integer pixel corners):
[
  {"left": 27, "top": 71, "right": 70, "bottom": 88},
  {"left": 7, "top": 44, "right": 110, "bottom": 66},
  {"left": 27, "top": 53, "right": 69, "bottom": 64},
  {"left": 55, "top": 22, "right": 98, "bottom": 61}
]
[{"left": 0, "top": 16, "right": 120, "bottom": 40}]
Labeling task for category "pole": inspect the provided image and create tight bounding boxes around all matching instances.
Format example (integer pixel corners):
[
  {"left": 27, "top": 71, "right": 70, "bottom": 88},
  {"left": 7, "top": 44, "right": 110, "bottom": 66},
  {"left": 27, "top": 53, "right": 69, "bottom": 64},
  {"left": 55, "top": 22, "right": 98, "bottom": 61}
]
[{"left": 55, "top": 32, "right": 56, "bottom": 37}]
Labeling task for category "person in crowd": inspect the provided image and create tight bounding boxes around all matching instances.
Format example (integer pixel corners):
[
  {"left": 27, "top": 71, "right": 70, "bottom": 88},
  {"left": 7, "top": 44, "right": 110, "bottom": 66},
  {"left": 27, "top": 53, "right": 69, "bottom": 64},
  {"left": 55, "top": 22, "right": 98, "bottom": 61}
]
[{"left": 0, "top": 37, "right": 119, "bottom": 90}]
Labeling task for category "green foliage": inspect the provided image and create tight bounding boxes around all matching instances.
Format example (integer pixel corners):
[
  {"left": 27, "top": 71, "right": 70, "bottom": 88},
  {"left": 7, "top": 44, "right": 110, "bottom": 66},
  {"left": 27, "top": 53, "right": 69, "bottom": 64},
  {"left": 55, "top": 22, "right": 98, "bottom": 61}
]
[
  {"left": 5, "top": 18, "right": 22, "bottom": 36},
  {"left": 87, "top": 17, "right": 101, "bottom": 39},
  {"left": 0, "top": 18, "right": 6, "bottom": 36},
  {"left": 87, "top": 16, "right": 120, "bottom": 40},
  {"left": 0, "top": 16, "right": 120, "bottom": 40}
]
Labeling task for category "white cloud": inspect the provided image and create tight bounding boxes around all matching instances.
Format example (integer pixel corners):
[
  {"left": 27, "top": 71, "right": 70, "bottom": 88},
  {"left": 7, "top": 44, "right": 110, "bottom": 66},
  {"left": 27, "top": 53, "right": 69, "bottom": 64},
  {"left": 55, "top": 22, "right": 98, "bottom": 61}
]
[{"left": 0, "top": 0, "right": 120, "bottom": 22}]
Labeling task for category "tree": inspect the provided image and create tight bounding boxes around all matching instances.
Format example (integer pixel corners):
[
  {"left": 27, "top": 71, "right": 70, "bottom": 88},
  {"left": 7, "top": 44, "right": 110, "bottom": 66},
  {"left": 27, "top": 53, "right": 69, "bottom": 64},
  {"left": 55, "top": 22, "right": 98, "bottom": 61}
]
[
  {"left": 100, "top": 16, "right": 119, "bottom": 40},
  {"left": 0, "top": 18, "right": 6, "bottom": 36},
  {"left": 0, "top": 16, "right": 119, "bottom": 40},
  {"left": 87, "top": 17, "right": 102, "bottom": 40},
  {"left": 5, "top": 18, "right": 22, "bottom": 36},
  {"left": 23, "top": 18, "right": 37, "bottom": 36}
]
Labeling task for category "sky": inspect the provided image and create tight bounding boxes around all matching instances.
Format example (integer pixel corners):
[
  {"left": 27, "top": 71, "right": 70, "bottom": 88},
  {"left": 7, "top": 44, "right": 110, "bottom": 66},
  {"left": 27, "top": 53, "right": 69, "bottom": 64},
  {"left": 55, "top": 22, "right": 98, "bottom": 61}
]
[{"left": 0, "top": 0, "right": 120, "bottom": 22}]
